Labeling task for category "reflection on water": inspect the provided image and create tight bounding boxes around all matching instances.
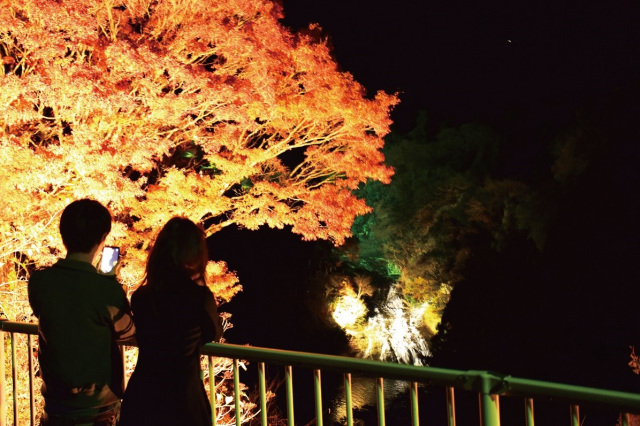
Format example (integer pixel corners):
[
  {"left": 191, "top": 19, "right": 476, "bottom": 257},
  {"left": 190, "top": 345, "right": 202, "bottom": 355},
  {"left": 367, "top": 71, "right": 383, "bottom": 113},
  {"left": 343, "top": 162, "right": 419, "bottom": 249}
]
[
  {"left": 329, "top": 377, "right": 409, "bottom": 424},
  {"left": 325, "top": 284, "right": 434, "bottom": 423}
]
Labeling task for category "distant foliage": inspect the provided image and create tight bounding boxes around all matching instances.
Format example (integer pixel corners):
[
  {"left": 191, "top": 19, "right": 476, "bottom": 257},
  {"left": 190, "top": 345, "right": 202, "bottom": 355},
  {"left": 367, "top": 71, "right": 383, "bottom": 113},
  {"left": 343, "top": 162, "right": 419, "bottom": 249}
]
[{"left": 350, "top": 113, "right": 535, "bottom": 317}]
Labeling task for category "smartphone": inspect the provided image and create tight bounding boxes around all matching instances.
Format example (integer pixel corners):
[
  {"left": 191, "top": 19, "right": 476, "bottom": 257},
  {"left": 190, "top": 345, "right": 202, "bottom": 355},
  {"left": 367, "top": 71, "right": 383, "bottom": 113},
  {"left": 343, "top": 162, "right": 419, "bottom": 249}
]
[{"left": 99, "top": 246, "right": 120, "bottom": 275}]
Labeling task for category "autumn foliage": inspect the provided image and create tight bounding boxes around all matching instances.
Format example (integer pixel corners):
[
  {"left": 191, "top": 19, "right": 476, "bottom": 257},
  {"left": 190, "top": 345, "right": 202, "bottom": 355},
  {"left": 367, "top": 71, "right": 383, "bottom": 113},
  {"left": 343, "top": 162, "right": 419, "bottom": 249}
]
[
  {"left": 0, "top": 0, "right": 395, "bottom": 423},
  {"left": 0, "top": 0, "right": 396, "bottom": 306}
]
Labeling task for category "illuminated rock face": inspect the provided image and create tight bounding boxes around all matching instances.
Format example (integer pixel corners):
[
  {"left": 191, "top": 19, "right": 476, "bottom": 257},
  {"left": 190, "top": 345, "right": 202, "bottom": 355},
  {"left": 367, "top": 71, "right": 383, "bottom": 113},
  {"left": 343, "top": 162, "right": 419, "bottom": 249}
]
[
  {"left": 332, "top": 286, "right": 367, "bottom": 329},
  {"left": 371, "top": 286, "right": 431, "bottom": 365},
  {"left": 333, "top": 285, "right": 431, "bottom": 365}
]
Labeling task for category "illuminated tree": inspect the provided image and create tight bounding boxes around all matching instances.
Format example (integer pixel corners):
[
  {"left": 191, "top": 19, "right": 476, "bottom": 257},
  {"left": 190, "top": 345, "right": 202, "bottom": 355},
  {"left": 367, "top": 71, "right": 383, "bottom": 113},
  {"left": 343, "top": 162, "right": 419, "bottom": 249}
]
[
  {"left": 0, "top": 0, "right": 396, "bottom": 422},
  {"left": 0, "top": 0, "right": 396, "bottom": 304}
]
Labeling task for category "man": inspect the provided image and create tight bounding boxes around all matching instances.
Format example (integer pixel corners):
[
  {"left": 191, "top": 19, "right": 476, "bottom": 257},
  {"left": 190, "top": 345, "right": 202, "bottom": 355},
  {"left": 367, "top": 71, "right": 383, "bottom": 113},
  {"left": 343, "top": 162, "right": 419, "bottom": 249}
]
[{"left": 29, "top": 199, "right": 135, "bottom": 425}]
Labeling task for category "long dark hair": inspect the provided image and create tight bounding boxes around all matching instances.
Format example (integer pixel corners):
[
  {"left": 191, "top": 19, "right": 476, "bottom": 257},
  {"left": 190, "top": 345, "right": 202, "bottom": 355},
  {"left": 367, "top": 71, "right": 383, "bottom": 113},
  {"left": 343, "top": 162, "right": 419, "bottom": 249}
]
[{"left": 144, "top": 217, "right": 208, "bottom": 289}]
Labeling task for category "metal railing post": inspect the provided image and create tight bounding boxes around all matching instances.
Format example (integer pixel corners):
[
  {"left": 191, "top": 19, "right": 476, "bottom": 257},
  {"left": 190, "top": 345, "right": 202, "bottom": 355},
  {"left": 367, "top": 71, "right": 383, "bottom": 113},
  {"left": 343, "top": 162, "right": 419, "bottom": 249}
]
[
  {"left": 11, "top": 332, "right": 18, "bottom": 426},
  {"left": 621, "top": 413, "right": 630, "bottom": 426},
  {"left": 233, "top": 359, "right": 241, "bottom": 426},
  {"left": 344, "top": 372, "right": 353, "bottom": 426},
  {"left": 570, "top": 404, "right": 580, "bottom": 426},
  {"left": 410, "top": 381, "right": 419, "bottom": 426},
  {"left": 476, "top": 372, "right": 500, "bottom": 426},
  {"left": 524, "top": 397, "right": 534, "bottom": 426},
  {"left": 1, "top": 328, "right": 6, "bottom": 426},
  {"left": 446, "top": 386, "right": 456, "bottom": 426},
  {"left": 313, "top": 369, "right": 323, "bottom": 426},
  {"left": 258, "top": 362, "right": 267, "bottom": 426},
  {"left": 376, "top": 377, "right": 385, "bottom": 426},
  {"left": 285, "top": 365, "right": 294, "bottom": 426},
  {"left": 479, "top": 393, "right": 500, "bottom": 426},
  {"left": 208, "top": 356, "right": 216, "bottom": 425},
  {"left": 28, "top": 335, "right": 35, "bottom": 425}
]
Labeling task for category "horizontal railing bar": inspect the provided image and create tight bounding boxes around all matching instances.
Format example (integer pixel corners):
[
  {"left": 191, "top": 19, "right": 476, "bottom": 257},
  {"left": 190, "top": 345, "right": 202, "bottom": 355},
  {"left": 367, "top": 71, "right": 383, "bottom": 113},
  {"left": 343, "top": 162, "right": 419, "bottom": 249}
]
[
  {"left": 504, "top": 376, "right": 640, "bottom": 412},
  {"left": 1, "top": 321, "right": 38, "bottom": 334},
  {"left": 201, "top": 342, "right": 467, "bottom": 384},
  {"left": 201, "top": 343, "right": 640, "bottom": 412}
]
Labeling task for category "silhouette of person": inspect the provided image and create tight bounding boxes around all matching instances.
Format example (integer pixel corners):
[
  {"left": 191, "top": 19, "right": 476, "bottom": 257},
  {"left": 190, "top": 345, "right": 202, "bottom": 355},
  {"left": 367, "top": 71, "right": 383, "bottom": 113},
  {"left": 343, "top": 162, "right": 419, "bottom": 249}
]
[
  {"left": 28, "top": 199, "right": 136, "bottom": 425},
  {"left": 120, "top": 217, "right": 223, "bottom": 426}
]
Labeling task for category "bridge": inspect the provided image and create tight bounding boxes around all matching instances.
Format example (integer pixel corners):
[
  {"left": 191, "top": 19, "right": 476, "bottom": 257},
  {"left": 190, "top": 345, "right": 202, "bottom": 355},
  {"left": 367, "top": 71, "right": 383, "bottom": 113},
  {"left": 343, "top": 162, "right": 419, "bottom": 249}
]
[{"left": 2, "top": 320, "right": 640, "bottom": 425}]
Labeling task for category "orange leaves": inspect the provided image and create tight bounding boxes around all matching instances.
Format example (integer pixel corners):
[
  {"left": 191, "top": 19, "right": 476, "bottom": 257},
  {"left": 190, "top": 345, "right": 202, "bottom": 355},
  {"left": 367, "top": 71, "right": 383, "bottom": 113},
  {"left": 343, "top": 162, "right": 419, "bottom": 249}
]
[
  {"left": 291, "top": 185, "right": 372, "bottom": 245},
  {"left": 206, "top": 261, "right": 241, "bottom": 303},
  {"left": 1, "top": 0, "right": 397, "bottom": 299}
]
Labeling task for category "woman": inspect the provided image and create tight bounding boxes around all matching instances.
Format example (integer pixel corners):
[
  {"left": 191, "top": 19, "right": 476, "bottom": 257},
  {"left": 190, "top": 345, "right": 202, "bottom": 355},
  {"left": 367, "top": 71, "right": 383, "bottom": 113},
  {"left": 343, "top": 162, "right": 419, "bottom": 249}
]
[{"left": 120, "top": 217, "right": 223, "bottom": 426}]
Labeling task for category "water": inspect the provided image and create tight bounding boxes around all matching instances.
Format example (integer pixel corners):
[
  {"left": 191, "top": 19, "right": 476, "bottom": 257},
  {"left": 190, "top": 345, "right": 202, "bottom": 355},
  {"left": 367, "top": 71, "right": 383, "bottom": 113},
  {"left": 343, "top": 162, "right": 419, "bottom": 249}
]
[{"left": 328, "top": 377, "right": 409, "bottom": 424}]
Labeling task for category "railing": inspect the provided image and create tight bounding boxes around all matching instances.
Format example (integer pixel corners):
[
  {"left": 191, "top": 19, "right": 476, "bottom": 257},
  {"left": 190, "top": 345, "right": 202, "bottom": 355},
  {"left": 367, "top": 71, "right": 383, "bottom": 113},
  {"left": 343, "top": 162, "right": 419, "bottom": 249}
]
[{"left": 2, "top": 320, "right": 640, "bottom": 425}]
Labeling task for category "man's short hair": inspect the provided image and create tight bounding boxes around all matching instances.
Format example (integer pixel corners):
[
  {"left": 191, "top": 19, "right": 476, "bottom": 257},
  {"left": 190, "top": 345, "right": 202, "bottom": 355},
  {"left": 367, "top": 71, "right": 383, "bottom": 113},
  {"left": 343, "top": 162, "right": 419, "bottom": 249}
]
[{"left": 59, "top": 199, "right": 112, "bottom": 253}]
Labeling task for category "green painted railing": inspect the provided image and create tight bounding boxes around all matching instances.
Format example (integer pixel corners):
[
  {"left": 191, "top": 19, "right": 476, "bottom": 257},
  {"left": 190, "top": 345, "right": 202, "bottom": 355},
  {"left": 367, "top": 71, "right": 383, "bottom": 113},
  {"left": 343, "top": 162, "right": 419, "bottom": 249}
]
[{"left": 2, "top": 320, "right": 640, "bottom": 425}]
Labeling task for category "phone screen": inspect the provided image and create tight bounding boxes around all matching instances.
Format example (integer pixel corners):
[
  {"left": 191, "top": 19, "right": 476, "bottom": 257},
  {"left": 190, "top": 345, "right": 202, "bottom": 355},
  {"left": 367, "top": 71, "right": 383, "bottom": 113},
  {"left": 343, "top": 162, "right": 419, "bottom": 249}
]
[{"left": 99, "top": 246, "right": 120, "bottom": 275}]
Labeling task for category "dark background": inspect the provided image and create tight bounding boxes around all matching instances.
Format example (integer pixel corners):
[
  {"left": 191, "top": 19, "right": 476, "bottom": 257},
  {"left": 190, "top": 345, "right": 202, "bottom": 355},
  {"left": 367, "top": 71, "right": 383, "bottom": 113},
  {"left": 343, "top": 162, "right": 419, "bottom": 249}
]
[
  {"left": 281, "top": 0, "right": 640, "bottom": 133},
  {"left": 212, "top": 1, "right": 640, "bottom": 423}
]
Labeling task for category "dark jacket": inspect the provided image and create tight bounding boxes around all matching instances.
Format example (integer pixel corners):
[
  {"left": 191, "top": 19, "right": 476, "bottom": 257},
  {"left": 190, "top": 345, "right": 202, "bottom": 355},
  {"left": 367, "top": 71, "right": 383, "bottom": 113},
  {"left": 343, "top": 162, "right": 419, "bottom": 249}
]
[
  {"left": 28, "top": 258, "right": 135, "bottom": 411},
  {"left": 119, "top": 272, "right": 223, "bottom": 426}
]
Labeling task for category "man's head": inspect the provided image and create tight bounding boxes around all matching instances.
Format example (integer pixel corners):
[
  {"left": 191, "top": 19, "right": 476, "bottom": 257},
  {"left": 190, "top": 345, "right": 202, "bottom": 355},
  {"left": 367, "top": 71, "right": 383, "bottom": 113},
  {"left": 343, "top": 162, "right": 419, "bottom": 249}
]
[{"left": 59, "top": 199, "right": 112, "bottom": 254}]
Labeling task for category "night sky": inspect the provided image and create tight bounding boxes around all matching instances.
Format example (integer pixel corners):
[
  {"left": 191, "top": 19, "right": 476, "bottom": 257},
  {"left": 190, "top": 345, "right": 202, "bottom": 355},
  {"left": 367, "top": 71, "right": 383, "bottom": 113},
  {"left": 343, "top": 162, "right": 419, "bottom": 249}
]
[{"left": 281, "top": 0, "right": 640, "bottom": 132}]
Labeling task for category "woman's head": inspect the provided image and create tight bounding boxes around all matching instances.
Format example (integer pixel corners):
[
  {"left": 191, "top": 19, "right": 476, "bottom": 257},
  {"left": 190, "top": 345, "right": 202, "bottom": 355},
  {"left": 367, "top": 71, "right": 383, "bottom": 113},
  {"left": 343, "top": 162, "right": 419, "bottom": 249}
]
[{"left": 145, "top": 217, "right": 208, "bottom": 288}]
